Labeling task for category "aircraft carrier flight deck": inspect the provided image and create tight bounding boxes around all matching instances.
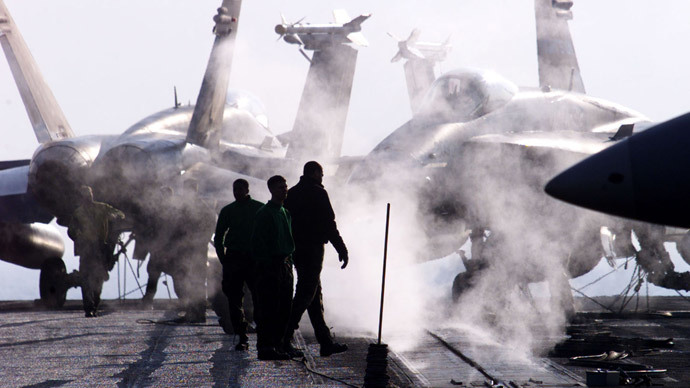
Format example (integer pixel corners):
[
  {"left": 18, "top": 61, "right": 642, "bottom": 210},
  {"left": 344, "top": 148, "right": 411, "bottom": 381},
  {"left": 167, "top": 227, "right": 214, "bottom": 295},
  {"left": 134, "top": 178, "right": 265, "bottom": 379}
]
[{"left": 1, "top": 296, "right": 689, "bottom": 387}]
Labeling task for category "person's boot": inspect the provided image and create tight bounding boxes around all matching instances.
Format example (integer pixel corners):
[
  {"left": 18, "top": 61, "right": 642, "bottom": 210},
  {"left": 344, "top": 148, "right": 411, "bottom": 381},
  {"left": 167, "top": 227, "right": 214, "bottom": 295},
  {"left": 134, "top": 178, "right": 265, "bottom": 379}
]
[
  {"left": 320, "top": 342, "right": 348, "bottom": 357},
  {"left": 235, "top": 333, "right": 249, "bottom": 351},
  {"left": 281, "top": 330, "right": 303, "bottom": 357},
  {"left": 257, "top": 347, "right": 290, "bottom": 360},
  {"left": 218, "top": 317, "right": 234, "bottom": 335},
  {"left": 283, "top": 342, "right": 304, "bottom": 358}
]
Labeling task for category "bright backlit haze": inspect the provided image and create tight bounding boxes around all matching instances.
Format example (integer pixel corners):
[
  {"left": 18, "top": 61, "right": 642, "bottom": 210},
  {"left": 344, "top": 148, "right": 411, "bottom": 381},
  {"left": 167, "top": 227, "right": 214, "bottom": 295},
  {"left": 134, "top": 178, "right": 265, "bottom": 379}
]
[{"left": 1, "top": 0, "right": 690, "bottom": 302}]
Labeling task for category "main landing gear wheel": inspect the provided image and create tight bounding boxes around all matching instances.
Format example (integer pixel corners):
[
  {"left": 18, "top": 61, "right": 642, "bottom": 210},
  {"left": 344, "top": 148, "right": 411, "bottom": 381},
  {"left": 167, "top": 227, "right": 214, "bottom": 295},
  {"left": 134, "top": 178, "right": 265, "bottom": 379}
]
[
  {"left": 451, "top": 272, "right": 473, "bottom": 303},
  {"left": 39, "top": 257, "right": 68, "bottom": 308}
]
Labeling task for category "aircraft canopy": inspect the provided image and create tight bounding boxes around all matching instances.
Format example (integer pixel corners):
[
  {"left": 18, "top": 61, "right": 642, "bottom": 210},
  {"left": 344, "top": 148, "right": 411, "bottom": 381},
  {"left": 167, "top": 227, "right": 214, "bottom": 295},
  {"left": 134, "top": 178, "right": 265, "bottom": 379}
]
[{"left": 419, "top": 68, "right": 518, "bottom": 122}]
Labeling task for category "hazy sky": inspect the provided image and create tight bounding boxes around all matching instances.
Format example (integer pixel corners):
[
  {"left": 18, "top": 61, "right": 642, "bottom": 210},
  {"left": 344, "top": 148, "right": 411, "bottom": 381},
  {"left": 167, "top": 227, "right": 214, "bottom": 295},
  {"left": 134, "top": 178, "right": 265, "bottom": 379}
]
[{"left": 2, "top": 0, "right": 690, "bottom": 300}]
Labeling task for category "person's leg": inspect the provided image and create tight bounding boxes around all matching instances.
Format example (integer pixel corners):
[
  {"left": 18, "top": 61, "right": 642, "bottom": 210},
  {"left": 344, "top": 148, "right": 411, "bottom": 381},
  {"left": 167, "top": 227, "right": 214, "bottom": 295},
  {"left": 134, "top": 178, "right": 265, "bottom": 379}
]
[
  {"left": 287, "top": 244, "right": 323, "bottom": 334},
  {"left": 143, "top": 257, "right": 161, "bottom": 304},
  {"left": 79, "top": 246, "right": 101, "bottom": 317},
  {"left": 306, "top": 279, "right": 333, "bottom": 345},
  {"left": 240, "top": 257, "right": 257, "bottom": 326},
  {"left": 254, "top": 261, "right": 277, "bottom": 350},
  {"left": 223, "top": 254, "right": 248, "bottom": 336},
  {"left": 276, "top": 259, "right": 294, "bottom": 351},
  {"left": 254, "top": 259, "right": 289, "bottom": 360}
]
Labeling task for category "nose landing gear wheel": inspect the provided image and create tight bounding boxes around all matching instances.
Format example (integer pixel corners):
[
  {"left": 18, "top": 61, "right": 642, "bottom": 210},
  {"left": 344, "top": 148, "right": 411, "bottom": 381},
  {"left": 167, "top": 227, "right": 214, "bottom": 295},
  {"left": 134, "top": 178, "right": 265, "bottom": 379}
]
[{"left": 39, "top": 257, "right": 68, "bottom": 308}]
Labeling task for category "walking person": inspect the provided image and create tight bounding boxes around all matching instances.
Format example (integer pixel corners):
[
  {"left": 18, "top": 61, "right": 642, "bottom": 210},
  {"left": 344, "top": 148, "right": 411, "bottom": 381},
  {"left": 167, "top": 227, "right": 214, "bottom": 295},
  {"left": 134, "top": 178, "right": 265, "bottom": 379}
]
[
  {"left": 214, "top": 179, "right": 264, "bottom": 350},
  {"left": 283, "top": 161, "right": 349, "bottom": 357},
  {"left": 251, "top": 175, "right": 295, "bottom": 360}
]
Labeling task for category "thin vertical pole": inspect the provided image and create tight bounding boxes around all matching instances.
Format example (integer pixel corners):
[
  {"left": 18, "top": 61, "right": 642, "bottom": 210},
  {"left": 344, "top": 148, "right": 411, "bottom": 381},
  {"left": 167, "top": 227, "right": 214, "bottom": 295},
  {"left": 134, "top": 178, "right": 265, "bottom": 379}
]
[
  {"left": 123, "top": 256, "right": 127, "bottom": 300},
  {"left": 377, "top": 203, "right": 391, "bottom": 345},
  {"left": 117, "top": 258, "right": 121, "bottom": 299}
]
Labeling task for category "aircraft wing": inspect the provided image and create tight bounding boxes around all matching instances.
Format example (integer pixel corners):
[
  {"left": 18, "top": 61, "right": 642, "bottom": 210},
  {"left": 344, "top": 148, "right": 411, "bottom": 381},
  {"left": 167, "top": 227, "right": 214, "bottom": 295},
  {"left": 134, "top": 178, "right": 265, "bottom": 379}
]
[
  {"left": 0, "top": 0, "right": 74, "bottom": 142},
  {"left": 534, "top": 0, "right": 585, "bottom": 93},
  {"left": 464, "top": 130, "right": 612, "bottom": 156},
  {"left": 186, "top": 0, "right": 242, "bottom": 150}
]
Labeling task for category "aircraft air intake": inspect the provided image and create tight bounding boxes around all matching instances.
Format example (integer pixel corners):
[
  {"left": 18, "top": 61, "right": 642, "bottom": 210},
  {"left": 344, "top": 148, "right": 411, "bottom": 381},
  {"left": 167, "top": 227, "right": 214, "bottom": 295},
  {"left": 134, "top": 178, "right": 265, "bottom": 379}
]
[{"left": 28, "top": 138, "right": 102, "bottom": 223}]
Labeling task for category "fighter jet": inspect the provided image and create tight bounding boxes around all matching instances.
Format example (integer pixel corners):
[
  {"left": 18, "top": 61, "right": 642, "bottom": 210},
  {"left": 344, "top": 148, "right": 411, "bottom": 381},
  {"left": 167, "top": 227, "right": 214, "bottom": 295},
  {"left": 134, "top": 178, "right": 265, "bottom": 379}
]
[
  {"left": 347, "top": 0, "right": 690, "bottom": 301},
  {"left": 0, "top": 1, "right": 365, "bottom": 306}
]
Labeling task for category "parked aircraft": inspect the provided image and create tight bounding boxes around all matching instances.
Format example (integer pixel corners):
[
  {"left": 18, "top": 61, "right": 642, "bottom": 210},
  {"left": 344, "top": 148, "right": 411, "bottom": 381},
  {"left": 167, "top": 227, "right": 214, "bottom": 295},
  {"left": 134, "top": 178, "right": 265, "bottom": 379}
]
[
  {"left": 0, "top": 0, "right": 365, "bottom": 306},
  {"left": 3, "top": 1, "right": 690, "bottom": 305},
  {"left": 347, "top": 0, "right": 690, "bottom": 301}
]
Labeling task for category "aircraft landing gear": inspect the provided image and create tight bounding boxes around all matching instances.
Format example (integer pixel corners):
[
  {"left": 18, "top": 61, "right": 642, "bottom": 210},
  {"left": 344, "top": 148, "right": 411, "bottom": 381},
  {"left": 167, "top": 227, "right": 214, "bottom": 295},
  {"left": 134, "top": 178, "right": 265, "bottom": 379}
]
[
  {"left": 451, "top": 271, "right": 474, "bottom": 302},
  {"left": 39, "top": 257, "right": 78, "bottom": 308}
]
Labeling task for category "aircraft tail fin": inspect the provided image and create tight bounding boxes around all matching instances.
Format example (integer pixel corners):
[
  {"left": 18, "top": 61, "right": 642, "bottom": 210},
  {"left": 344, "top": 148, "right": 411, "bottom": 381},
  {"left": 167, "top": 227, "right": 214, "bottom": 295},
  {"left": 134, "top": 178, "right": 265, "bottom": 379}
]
[
  {"left": 0, "top": 0, "right": 74, "bottom": 143},
  {"left": 186, "top": 0, "right": 242, "bottom": 150},
  {"left": 286, "top": 43, "right": 359, "bottom": 165},
  {"left": 390, "top": 29, "right": 440, "bottom": 115},
  {"left": 534, "top": 0, "right": 585, "bottom": 93}
]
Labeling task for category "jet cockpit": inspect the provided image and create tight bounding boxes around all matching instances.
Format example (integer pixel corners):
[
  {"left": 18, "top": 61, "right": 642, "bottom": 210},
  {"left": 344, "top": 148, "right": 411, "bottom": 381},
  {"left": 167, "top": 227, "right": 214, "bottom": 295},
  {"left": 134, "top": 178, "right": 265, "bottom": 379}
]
[{"left": 417, "top": 68, "right": 518, "bottom": 122}]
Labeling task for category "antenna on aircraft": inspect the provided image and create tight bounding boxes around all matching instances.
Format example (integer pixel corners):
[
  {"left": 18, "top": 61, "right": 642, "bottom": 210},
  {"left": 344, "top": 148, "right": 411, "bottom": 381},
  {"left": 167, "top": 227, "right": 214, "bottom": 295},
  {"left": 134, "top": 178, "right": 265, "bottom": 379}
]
[{"left": 173, "top": 86, "right": 181, "bottom": 109}]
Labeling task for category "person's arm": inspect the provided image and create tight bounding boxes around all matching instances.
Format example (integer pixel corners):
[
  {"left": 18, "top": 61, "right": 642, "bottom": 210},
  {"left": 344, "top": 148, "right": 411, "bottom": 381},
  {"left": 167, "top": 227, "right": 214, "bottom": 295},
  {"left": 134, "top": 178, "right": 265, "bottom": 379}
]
[
  {"left": 214, "top": 207, "right": 229, "bottom": 260},
  {"left": 105, "top": 203, "right": 125, "bottom": 220},
  {"left": 320, "top": 191, "right": 348, "bottom": 269}
]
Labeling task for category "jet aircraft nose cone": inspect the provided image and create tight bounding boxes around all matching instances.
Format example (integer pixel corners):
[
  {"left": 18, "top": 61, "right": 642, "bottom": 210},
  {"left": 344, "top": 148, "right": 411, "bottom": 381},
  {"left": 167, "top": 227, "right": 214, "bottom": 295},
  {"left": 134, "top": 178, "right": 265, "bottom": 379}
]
[
  {"left": 545, "top": 139, "right": 635, "bottom": 218},
  {"left": 546, "top": 112, "right": 690, "bottom": 228},
  {"left": 275, "top": 24, "right": 287, "bottom": 35}
]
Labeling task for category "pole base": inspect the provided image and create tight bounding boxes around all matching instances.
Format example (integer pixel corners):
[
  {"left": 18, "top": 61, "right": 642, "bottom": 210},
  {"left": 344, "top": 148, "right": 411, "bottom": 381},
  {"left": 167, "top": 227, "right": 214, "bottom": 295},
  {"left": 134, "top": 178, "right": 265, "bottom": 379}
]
[{"left": 364, "top": 343, "right": 390, "bottom": 388}]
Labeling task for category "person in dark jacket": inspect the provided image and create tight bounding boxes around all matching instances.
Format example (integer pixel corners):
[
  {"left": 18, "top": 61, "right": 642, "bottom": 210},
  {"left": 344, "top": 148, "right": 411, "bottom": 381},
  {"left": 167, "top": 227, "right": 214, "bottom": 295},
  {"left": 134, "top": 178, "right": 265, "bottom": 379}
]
[
  {"left": 67, "top": 185, "right": 125, "bottom": 317},
  {"left": 214, "top": 179, "right": 264, "bottom": 350},
  {"left": 251, "top": 175, "right": 295, "bottom": 361},
  {"left": 283, "top": 161, "right": 349, "bottom": 357}
]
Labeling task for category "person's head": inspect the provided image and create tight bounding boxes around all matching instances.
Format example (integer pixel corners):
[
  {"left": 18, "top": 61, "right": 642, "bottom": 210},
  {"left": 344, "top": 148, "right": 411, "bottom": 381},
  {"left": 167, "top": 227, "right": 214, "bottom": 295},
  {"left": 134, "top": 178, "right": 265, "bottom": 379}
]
[
  {"left": 233, "top": 179, "right": 249, "bottom": 201},
  {"left": 303, "top": 161, "right": 324, "bottom": 184},
  {"left": 267, "top": 175, "right": 288, "bottom": 204},
  {"left": 78, "top": 185, "right": 94, "bottom": 203}
]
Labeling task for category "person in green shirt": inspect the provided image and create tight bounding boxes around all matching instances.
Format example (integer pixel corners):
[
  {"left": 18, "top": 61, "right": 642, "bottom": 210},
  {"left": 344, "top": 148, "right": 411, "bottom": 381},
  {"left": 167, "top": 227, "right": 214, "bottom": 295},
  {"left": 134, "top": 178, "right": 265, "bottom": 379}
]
[
  {"left": 214, "top": 178, "right": 264, "bottom": 350},
  {"left": 251, "top": 175, "right": 295, "bottom": 361},
  {"left": 67, "top": 185, "right": 125, "bottom": 317}
]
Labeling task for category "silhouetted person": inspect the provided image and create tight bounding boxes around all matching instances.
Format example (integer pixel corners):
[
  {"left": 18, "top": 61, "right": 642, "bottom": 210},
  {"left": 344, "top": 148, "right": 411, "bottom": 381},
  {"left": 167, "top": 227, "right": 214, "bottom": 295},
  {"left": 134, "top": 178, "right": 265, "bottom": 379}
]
[
  {"left": 214, "top": 179, "right": 264, "bottom": 350},
  {"left": 283, "top": 161, "right": 349, "bottom": 357},
  {"left": 67, "top": 185, "right": 125, "bottom": 317},
  {"left": 251, "top": 175, "right": 294, "bottom": 360}
]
